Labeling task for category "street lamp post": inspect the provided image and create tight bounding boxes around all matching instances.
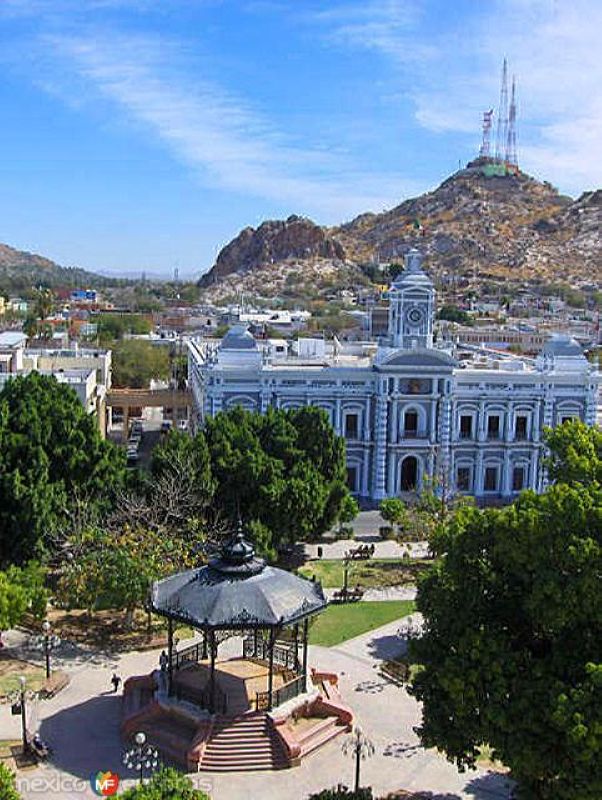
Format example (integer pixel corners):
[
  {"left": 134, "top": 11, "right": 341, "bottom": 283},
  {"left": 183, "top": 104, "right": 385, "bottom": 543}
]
[
  {"left": 37, "top": 620, "right": 60, "bottom": 680},
  {"left": 342, "top": 556, "right": 351, "bottom": 599},
  {"left": 18, "top": 676, "right": 27, "bottom": 754},
  {"left": 123, "top": 731, "right": 159, "bottom": 785},
  {"left": 342, "top": 725, "right": 375, "bottom": 794},
  {"left": 9, "top": 676, "right": 35, "bottom": 755}
]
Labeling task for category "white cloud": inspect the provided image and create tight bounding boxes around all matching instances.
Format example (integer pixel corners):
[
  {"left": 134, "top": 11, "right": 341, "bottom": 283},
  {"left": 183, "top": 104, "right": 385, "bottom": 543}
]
[
  {"left": 38, "top": 31, "right": 423, "bottom": 221},
  {"left": 313, "top": 0, "right": 602, "bottom": 194}
]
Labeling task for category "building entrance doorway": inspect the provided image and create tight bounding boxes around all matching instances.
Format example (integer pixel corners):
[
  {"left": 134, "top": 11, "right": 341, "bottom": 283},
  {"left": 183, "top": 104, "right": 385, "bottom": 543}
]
[{"left": 400, "top": 456, "right": 418, "bottom": 491}]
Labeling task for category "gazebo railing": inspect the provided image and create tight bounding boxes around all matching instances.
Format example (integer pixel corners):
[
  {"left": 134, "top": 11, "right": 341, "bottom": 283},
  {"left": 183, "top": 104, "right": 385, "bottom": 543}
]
[
  {"left": 171, "top": 640, "right": 206, "bottom": 671},
  {"left": 243, "top": 635, "right": 299, "bottom": 672},
  {"left": 255, "top": 673, "right": 306, "bottom": 711}
]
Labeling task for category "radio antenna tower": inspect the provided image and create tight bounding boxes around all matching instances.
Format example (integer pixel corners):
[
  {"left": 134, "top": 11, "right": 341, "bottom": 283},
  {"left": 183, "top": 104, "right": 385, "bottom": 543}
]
[
  {"left": 505, "top": 75, "right": 518, "bottom": 166},
  {"left": 479, "top": 109, "right": 494, "bottom": 158},
  {"left": 494, "top": 58, "right": 509, "bottom": 162}
]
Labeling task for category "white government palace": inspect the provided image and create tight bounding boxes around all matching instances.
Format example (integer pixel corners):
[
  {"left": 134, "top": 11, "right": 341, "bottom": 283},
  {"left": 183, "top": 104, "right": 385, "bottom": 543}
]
[{"left": 188, "top": 250, "right": 600, "bottom": 503}]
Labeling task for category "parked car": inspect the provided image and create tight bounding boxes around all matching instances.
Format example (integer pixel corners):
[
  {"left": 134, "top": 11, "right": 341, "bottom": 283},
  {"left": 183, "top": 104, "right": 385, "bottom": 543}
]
[{"left": 177, "top": 419, "right": 189, "bottom": 432}]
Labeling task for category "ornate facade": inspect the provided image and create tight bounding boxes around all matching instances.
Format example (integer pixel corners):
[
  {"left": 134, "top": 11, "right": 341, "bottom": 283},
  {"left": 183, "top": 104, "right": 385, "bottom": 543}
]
[{"left": 189, "top": 250, "right": 599, "bottom": 502}]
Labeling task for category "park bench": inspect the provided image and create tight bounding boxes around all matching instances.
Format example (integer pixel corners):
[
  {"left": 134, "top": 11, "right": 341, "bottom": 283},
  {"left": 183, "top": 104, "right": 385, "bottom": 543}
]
[
  {"left": 331, "top": 587, "right": 365, "bottom": 604},
  {"left": 345, "top": 544, "right": 375, "bottom": 561}
]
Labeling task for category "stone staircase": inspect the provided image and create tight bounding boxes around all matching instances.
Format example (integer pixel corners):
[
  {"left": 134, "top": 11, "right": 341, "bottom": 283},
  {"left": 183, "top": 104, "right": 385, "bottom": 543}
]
[
  {"left": 199, "top": 712, "right": 288, "bottom": 772},
  {"left": 294, "top": 715, "right": 348, "bottom": 758}
]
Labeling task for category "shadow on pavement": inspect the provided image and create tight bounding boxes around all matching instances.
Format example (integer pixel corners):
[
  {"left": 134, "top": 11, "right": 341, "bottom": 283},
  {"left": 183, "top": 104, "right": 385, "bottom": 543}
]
[
  {"left": 465, "top": 770, "right": 514, "bottom": 799},
  {"left": 365, "top": 633, "right": 406, "bottom": 660},
  {"left": 39, "top": 694, "right": 126, "bottom": 780}
]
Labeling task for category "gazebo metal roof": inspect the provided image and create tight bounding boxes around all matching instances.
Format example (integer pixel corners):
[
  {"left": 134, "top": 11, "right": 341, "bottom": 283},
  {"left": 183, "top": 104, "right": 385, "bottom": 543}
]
[{"left": 150, "top": 527, "right": 327, "bottom": 630}]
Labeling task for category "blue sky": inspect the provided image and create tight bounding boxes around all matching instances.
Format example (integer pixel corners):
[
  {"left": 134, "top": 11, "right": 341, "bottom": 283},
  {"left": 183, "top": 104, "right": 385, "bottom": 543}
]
[{"left": 0, "top": 0, "right": 600, "bottom": 277}]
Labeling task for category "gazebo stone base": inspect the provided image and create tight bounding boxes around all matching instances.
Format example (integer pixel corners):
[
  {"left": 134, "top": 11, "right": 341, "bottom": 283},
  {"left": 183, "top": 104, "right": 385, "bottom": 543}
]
[{"left": 121, "top": 668, "right": 353, "bottom": 772}]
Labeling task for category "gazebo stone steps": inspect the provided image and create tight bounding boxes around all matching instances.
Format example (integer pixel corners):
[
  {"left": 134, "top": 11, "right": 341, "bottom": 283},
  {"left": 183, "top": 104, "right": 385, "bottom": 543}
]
[
  {"left": 294, "top": 716, "right": 348, "bottom": 758},
  {"left": 199, "top": 713, "right": 288, "bottom": 772}
]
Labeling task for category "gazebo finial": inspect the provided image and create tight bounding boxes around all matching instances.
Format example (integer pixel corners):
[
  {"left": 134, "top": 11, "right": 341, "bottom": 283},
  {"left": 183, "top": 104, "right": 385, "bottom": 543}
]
[{"left": 215, "top": 518, "right": 261, "bottom": 572}]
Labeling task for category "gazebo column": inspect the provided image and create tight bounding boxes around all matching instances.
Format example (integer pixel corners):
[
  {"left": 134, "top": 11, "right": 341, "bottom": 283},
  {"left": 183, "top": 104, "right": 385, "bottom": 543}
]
[
  {"left": 167, "top": 618, "right": 174, "bottom": 696},
  {"left": 209, "top": 630, "right": 217, "bottom": 714},
  {"left": 293, "top": 623, "right": 299, "bottom": 674},
  {"left": 267, "top": 627, "right": 276, "bottom": 711},
  {"left": 302, "top": 618, "right": 309, "bottom": 691}
]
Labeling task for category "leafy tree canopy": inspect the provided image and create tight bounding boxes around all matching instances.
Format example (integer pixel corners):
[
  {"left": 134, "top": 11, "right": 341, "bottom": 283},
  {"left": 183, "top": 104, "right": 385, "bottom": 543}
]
[
  {"left": 96, "top": 313, "right": 151, "bottom": 341},
  {"left": 112, "top": 340, "right": 170, "bottom": 388},
  {"left": 0, "top": 562, "right": 47, "bottom": 631},
  {"left": 0, "top": 764, "right": 21, "bottom": 800},
  {"left": 437, "top": 304, "right": 474, "bottom": 326},
  {"left": 544, "top": 419, "right": 602, "bottom": 487},
  {"left": 119, "top": 767, "right": 210, "bottom": 799},
  {"left": 203, "top": 406, "right": 349, "bottom": 548},
  {"left": 57, "top": 525, "right": 200, "bottom": 626},
  {"left": 411, "top": 482, "right": 602, "bottom": 799},
  {"left": 0, "top": 373, "right": 125, "bottom": 565}
]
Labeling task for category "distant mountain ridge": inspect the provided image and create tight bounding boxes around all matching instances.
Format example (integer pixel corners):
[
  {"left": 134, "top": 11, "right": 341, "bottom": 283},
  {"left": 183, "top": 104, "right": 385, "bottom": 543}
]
[
  {"left": 0, "top": 242, "right": 109, "bottom": 290},
  {"left": 200, "top": 161, "right": 602, "bottom": 295}
]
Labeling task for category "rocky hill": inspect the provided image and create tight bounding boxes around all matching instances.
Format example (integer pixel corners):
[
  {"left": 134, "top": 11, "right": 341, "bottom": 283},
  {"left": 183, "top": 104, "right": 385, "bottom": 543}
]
[
  {"left": 200, "top": 215, "right": 345, "bottom": 286},
  {"left": 199, "top": 161, "right": 601, "bottom": 300},
  {"left": 0, "top": 242, "right": 108, "bottom": 290}
]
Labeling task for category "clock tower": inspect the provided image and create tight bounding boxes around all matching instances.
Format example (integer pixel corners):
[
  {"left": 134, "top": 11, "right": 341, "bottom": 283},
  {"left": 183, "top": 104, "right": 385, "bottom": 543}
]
[{"left": 387, "top": 248, "right": 435, "bottom": 350}]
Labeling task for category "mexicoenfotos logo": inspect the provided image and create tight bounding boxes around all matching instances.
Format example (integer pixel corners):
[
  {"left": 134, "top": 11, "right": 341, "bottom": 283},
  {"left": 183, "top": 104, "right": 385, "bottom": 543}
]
[{"left": 90, "top": 771, "right": 120, "bottom": 796}]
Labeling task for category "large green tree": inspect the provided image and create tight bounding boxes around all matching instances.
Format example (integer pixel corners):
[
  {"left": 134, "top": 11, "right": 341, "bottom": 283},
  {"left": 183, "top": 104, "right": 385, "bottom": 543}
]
[
  {"left": 410, "top": 482, "right": 602, "bottom": 799},
  {"left": 57, "top": 525, "right": 199, "bottom": 627},
  {"left": 119, "top": 767, "right": 210, "bottom": 799},
  {"left": 203, "top": 406, "right": 349, "bottom": 548},
  {"left": 0, "top": 562, "right": 47, "bottom": 631},
  {"left": 112, "top": 340, "right": 170, "bottom": 388},
  {"left": 544, "top": 419, "right": 602, "bottom": 487},
  {"left": 0, "top": 374, "right": 125, "bottom": 565}
]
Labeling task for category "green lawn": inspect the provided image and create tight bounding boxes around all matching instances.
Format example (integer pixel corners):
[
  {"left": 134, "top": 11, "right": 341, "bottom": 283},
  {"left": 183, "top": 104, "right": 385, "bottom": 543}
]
[
  {"left": 299, "top": 558, "right": 431, "bottom": 589},
  {"left": 308, "top": 600, "right": 415, "bottom": 647}
]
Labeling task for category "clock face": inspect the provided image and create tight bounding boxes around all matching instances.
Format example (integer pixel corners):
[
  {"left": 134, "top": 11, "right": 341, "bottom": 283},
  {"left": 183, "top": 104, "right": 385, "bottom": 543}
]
[{"left": 406, "top": 306, "right": 424, "bottom": 326}]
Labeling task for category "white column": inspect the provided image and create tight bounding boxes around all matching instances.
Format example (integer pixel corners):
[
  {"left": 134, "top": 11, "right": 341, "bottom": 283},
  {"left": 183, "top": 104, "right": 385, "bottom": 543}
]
[
  {"left": 391, "top": 402, "right": 399, "bottom": 444},
  {"left": 474, "top": 449, "right": 484, "bottom": 496},
  {"left": 501, "top": 451, "right": 511, "bottom": 496},
  {"left": 477, "top": 400, "right": 486, "bottom": 442},
  {"left": 364, "top": 397, "right": 371, "bottom": 440},
  {"left": 335, "top": 397, "right": 342, "bottom": 435},
  {"left": 506, "top": 403, "right": 514, "bottom": 442},
  {"left": 361, "top": 450, "right": 369, "bottom": 496},
  {"left": 387, "top": 453, "right": 396, "bottom": 496},
  {"left": 532, "top": 402, "right": 541, "bottom": 442},
  {"left": 429, "top": 399, "right": 437, "bottom": 443},
  {"left": 373, "top": 396, "right": 388, "bottom": 500}
]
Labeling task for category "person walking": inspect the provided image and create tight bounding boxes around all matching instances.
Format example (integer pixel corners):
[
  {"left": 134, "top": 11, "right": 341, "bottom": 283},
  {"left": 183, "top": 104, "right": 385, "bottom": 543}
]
[
  {"left": 159, "top": 650, "right": 168, "bottom": 672},
  {"left": 111, "top": 673, "right": 121, "bottom": 693}
]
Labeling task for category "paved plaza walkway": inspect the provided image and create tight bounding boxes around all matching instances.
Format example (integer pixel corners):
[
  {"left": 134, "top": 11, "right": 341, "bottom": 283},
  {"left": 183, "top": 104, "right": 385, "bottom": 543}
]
[
  {"left": 1, "top": 614, "right": 513, "bottom": 800},
  {"left": 303, "top": 510, "right": 430, "bottom": 561}
]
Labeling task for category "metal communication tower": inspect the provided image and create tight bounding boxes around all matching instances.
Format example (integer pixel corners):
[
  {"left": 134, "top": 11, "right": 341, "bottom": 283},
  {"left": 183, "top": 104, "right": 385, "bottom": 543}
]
[
  {"left": 494, "top": 58, "right": 509, "bottom": 162},
  {"left": 505, "top": 75, "right": 518, "bottom": 166},
  {"left": 479, "top": 109, "right": 494, "bottom": 158}
]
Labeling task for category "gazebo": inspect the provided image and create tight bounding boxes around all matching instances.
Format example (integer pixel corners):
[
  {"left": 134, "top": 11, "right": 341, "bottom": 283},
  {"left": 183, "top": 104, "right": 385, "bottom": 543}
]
[{"left": 149, "top": 525, "right": 327, "bottom": 714}]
